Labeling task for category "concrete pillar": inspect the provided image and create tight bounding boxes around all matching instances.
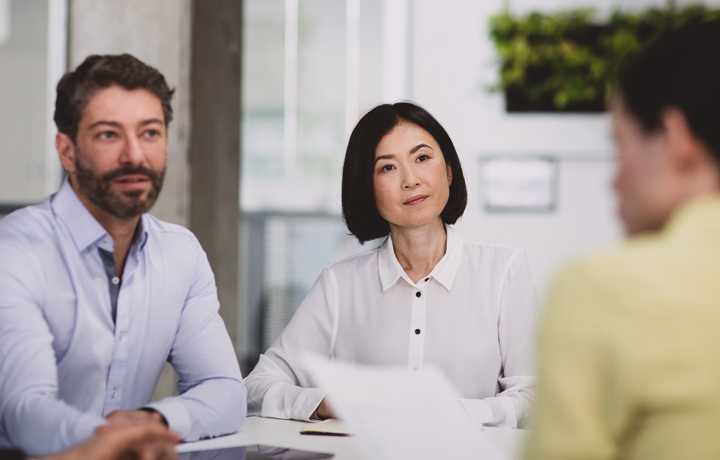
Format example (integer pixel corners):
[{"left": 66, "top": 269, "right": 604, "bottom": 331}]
[
  {"left": 188, "top": 0, "right": 242, "bottom": 353},
  {"left": 68, "top": 0, "right": 192, "bottom": 228}
]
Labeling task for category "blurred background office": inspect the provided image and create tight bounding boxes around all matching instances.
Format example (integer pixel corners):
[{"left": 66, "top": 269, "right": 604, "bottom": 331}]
[{"left": 1, "top": 0, "right": 716, "bottom": 399}]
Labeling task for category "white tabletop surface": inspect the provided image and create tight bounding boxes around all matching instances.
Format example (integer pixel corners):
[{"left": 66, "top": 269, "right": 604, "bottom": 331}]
[{"left": 176, "top": 416, "right": 528, "bottom": 460}]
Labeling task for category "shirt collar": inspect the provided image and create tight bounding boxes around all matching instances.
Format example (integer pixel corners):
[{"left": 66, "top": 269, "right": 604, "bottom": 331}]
[
  {"left": 50, "top": 178, "right": 150, "bottom": 253},
  {"left": 377, "top": 225, "right": 464, "bottom": 292},
  {"left": 51, "top": 178, "right": 109, "bottom": 253},
  {"left": 137, "top": 216, "right": 150, "bottom": 251}
]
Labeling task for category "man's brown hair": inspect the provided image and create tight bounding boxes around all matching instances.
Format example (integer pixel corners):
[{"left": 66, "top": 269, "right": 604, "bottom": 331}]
[{"left": 54, "top": 54, "right": 175, "bottom": 142}]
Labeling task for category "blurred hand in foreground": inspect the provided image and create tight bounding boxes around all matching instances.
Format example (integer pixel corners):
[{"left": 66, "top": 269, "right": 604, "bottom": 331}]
[
  {"left": 106, "top": 410, "right": 167, "bottom": 427},
  {"left": 33, "top": 422, "right": 180, "bottom": 460}
]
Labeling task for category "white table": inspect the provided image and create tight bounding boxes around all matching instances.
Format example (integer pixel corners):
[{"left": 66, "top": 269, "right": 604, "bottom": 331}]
[{"left": 176, "top": 416, "right": 527, "bottom": 460}]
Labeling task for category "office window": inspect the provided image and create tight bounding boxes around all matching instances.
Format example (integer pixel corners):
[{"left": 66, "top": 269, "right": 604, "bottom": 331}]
[
  {"left": 0, "top": 0, "right": 66, "bottom": 214},
  {"left": 241, "top": 0, "right": 399, "bottom": 211},
  {"left": 240, "top": 0, "right": 410, "bottom": 369}
]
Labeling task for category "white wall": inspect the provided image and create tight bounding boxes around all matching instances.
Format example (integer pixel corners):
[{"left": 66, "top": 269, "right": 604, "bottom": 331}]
[{"left": 410, "top": 0, "right": 720, "bottom": 299}]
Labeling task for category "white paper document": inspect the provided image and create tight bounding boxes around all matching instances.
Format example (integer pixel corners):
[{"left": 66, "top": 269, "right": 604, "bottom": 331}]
[{"left": 304, "top": 356, "right": 506, "bottom": 460}]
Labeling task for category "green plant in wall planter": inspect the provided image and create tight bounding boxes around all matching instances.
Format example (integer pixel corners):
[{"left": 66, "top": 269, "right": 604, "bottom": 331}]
[{"left": 489, "top": 2, "right": 720, "bottom": 113}]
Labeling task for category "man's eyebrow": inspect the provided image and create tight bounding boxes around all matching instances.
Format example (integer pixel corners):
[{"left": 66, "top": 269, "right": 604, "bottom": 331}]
[
  {"left": 87, "top": 118, "right": 164, "bottom": 130},
  {"left": 139, "top": 118, "right": 165, "bottom": 127},
  {"left": 87, "top": 120, "right": 121, "bottom": 130}
]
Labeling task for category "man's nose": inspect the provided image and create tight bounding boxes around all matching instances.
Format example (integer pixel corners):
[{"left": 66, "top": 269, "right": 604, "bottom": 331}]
[{"left": 119, "top": 135, "right": 144, "bottom": 166}]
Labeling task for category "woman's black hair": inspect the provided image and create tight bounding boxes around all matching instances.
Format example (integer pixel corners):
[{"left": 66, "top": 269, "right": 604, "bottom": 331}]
[
  {"left": 618, "top": 19, "right": 720, "bottom": 162},
  {"left": 341, "top": 102, "right": 467, "bottom": 243}
]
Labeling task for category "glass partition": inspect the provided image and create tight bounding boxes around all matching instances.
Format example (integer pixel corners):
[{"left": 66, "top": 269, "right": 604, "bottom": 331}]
[{"left": 240, "top": 0, "right": 405, "bottom": 371}]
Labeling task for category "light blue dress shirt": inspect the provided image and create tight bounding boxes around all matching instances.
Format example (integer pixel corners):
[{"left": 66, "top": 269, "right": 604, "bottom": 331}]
[{"left": 0, "top": 180, "right": 246, "bottom": 456}]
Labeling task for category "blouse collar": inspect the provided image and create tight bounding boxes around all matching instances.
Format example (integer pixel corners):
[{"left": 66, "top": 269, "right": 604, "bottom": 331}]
[{"left": 377, "top": 225, "right": 463, "bottom": 292}]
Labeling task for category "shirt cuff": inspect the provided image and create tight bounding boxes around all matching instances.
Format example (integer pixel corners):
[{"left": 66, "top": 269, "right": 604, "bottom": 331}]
[
  {"left": 144, "top": 399, "right": 192, "bottom": 439},
  {"left": 482, "top": 396, "right": 518, "bottom": 428},
  {"left": 292, "top": 388, "right": 328, "bottom": 421},
  {"left": 261, "top": 382, "right": 328, "bottom": 421},
  {"left": 459, "top": 399, "right": 494, "bottom": 425}
]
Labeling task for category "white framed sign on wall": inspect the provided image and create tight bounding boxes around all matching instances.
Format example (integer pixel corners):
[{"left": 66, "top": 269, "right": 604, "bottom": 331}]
[{"left": 479, "top": 156, "right": 558, "bottom": 213}]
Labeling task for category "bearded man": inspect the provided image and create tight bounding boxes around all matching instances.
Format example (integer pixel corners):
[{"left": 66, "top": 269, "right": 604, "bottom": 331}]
[{"left": 0, "top": 54, "right": 246, "bottom": 457}]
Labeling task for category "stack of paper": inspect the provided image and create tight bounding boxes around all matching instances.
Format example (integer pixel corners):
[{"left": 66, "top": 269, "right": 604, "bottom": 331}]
[{"left": 304, "top": 356, "right": 505, "bottom": 460}]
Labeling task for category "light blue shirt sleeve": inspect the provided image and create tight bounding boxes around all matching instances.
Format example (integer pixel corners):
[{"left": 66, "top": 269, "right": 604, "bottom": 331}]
[
  {"left": 145, "top": 238, "right": 247, "bottom": 440},
  {"left": 0, "top": 239, "right": 106, "bottom": 455}
]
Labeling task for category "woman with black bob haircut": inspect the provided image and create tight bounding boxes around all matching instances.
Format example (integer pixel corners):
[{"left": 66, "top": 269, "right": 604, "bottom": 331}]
[
  {"left": 245, "top": 102, "right": 540, "bottom": 428},
  {"left": 342, "top": 102, "right": 467, "bottom": 242}
]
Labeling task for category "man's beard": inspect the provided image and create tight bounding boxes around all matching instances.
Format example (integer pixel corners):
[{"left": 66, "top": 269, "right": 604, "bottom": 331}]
[{"left": 74, "top": 156, "right": 166, "bottom": 220}]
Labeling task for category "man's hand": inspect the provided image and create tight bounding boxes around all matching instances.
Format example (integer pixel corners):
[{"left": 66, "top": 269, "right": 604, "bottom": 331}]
[
  {"left": 33, "top": 423, "right": 180, "bottom": 460},
  {"left": 106, "top": 410, "right": 166, "bottom": 427},
  {"left": 316, "top": 398, "right": 336, "bottom": 420}
]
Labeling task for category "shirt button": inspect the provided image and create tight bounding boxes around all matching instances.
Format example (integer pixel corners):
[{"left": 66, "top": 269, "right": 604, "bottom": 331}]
[
  {"left": 112, "top": 276, "right": 120, "bottom": 285},
  {"left": 413, "top": 367, "right": 419, "bottom": 371},
  {"left": 118, "top": 333, "right": 123, "bottom": 341},
  {"left": 111, "top": 390, "right": 117, "bottom": 398},
  {"left": 415, "top": 291, "right": 421, "bottom": 298},
  {"left": 415, "top": 329, "right": 421, "bottom": 335}
]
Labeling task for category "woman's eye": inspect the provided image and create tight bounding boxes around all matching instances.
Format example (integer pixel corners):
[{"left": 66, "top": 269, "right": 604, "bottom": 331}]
[
  {"left": 417, "top": 154, "right": 428, "bottom": 162},
  {"left": 381, "top": 164, "right": 394, "bottom": 172}
]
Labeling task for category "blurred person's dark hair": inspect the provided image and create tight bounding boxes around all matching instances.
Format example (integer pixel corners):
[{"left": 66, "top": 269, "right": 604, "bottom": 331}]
[
  {"left": 54, "top": 54, "right": 175, "bottom": 142},
  {"left": 342, "top": 102, "right": 468, "bottom": 243},
  {"left": 618, "top": 19, "right": 720, "bottom": 160}
]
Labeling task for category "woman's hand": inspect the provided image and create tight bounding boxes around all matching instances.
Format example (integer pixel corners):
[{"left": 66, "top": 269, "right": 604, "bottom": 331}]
[{"left": 316, "top": 398, "right": 336, "bottom": 420}]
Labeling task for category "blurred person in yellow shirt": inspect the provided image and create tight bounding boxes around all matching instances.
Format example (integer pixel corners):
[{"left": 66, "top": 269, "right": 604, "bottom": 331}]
[{"left": 525, "top": 19, "right": 720, "bottom": 460}]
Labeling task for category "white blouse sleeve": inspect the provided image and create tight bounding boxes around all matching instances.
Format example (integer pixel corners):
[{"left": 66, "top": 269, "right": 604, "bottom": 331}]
[
  {"left": 244, "top": 267, "right": 338, "bottom": 421},
  {"left": 460, "top": 250, "right": 539, "bottom": 428}
]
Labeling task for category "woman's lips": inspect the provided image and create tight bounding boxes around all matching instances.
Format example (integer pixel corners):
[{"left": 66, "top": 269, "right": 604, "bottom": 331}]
[{"left": 404, "top": 195, "right": 428, "bottom": 205}]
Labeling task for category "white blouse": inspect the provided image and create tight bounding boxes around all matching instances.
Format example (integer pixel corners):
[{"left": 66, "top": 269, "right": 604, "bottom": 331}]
[{"left": 244, "top": 226, "right": 540, "bottom": 428}]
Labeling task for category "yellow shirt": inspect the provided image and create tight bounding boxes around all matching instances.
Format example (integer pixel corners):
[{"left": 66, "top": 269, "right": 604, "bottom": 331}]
[{"left": 525, "top": 197, "right": 720, "bottom": 460}]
